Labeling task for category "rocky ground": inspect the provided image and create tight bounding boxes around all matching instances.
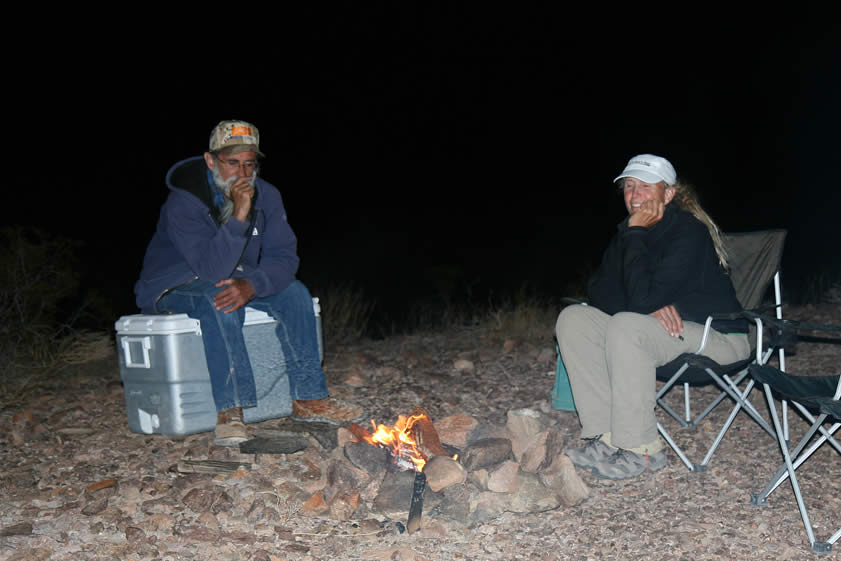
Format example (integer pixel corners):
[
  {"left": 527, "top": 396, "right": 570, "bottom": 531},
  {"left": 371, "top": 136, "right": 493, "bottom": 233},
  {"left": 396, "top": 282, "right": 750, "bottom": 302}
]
[{"left": 1, "top": 304, "right": 840, "bottom": 561}]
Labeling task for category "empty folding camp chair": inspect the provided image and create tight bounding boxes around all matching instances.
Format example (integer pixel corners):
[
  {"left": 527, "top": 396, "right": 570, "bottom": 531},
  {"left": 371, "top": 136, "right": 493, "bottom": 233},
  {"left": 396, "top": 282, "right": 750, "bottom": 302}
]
[
  {"left": 748, "top": 317, "right": 841, "bottom": 554},
  {"left": 654, "top": 229, "right": 788, "bottom": 472}
]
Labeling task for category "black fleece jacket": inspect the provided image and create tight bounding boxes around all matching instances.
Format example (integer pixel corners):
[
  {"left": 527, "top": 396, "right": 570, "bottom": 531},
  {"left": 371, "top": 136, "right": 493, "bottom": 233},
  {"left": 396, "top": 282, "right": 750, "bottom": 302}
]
[{"left": 587, "top": 205, "right": 747, "bottom": 334}]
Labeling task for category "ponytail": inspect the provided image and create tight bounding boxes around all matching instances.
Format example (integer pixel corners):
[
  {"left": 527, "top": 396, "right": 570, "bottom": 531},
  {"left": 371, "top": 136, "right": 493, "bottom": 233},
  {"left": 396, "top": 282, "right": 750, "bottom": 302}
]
[{"left": 670, "top": 182, "right": 728, "bottom": 270}]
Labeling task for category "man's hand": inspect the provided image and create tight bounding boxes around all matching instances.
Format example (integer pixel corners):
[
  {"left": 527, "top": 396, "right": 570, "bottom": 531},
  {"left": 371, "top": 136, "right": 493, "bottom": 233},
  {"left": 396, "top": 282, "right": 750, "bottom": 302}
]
[
  {"left": 628, "top": 199, "right": 666, "bottom": 228},
  {"left": 214, "top": 278, "right": 256, "bottom": 313},
  {"left": 652, "top": 304, "right": 684, "bottom": 338},
  {"left": 228, "top": 177, "right": 256, "bottom": 222}
]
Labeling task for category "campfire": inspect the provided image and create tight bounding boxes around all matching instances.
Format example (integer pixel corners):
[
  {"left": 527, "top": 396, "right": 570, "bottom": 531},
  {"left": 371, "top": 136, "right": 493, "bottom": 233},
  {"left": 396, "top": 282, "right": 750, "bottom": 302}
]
[
  {"left": 351, "top": 406, "right": 457, "bottom": 473},
  {"left": 349, "top": 407, "right": 456, "bottom": 533}
]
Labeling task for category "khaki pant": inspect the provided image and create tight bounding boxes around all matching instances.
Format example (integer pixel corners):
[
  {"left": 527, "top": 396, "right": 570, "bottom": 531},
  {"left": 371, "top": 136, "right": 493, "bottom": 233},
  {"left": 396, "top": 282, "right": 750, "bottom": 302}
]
[{"left": 555, "top": 305, "right": 750, "bottom": 450}]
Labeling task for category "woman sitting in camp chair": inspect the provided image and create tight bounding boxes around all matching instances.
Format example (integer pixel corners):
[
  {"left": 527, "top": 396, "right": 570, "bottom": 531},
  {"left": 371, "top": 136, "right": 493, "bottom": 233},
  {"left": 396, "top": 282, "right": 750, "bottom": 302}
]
[{"left": 556, "top": 154, "right": 750, "bottom": 480}]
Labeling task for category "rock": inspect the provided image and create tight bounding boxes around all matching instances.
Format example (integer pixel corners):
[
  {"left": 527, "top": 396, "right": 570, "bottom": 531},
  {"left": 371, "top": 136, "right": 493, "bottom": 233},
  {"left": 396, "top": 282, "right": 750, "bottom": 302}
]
[
  {"left": 125, "top": 526, "right": 147, "bottom": 542},
  {"left": 239, "top": 436, "right": 309, "bottom": 454},
  {"left": 435, "top": 414, "right": 479, "bottom": 449},
  {"left": 326, "top": 459, "right": 372, "bottom": 498},
  {"left": 487, "top": 461, "right": 520, "bottom": 493},
  {"left": 373, "top": 470, "right": 418, "bottom": 515},
  {"left": 181, "top": 487, "right": 217, "bottom": 513},
  {"left": 466, "top": 422, "right": 512, "bottom": 446},
  {"left": 357, "top": 518, "right": 383, "bottom": 532},
  {"left": 247, "top": 498, "right": 268, "bottom": 522},
  {"left": 0, "top": 522, "right": 33, "bottom": 536},
  {"left": 211, "top": 491, "right": 234, "bottom": 514},
  {"left": 453, "top": 359, "right": 475, "bottom": 372},
  {"left": 260, "top": 422, "right": 338, "bottom": 451},
  {"left": 5, "top": 547, "right": 54, "bottom": 561},
  {"left": 337, "top": 426, "right": 358, "bottom": 448},
  {"left": 301, "top": 491, "right": 329, "bottom": 515},
  {"left": 343, "top": 366, "right": 368, "bottom": 386},
  {"left": 301, "top": 491, "right": 327, "bottom": 516},
  {"left": 433, "top": 484, "right": 472, "bottom": 522},
  {"left": 85, "top": 478, "right": 117, "bottom": 493},
  {"left": 519, "top": 429, "right": 564, "bottom": 473},
  {"left": 344, "top": 441, "right": 389, "bottom": 475},
  {"left": 538, "top": 454, "right": 589, "bottom": 506},
  {"left": 506, "top": 409, "right": 546, "bottom": 461},
  {"left": 469, "top": 468, "right": 489, "bottom": 490},
  {"left": 461, "top": 438, "right": 513, "bottom": 471},
  {"left": 377, "top": 366, "right": 404, "bottom": 379},
  {"left": 508, "top": 473, "right": 562, "bottom": 513},
  {"left": 141, "top": 513, "right": 175, "bottom": 533},
  {"left": 537, "top": 347, "right": 555, "bottom": 363},
  {"left": 197, "top": 511, "right": 221, "bottom": 531},
  {"left": 475, "top": 472, "right": 561, "bottom": 518},
  {"left": 328, "top": 492, "right": 359, "bottom": 521},
  {"left": 81, "top": 495, "right": 109, "bottom": 515},
  {"left": 423, "top": 456, "right": 466, "bottom": 492},
  {"left": 364, "top": 547, "right": 429, "bottom": 561}
]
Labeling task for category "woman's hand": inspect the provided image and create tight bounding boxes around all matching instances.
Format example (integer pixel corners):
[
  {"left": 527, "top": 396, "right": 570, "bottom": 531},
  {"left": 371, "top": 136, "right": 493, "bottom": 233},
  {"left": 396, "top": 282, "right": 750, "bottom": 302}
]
[{"left": 652, "top": 304, "right": 683, "bottom": 338}]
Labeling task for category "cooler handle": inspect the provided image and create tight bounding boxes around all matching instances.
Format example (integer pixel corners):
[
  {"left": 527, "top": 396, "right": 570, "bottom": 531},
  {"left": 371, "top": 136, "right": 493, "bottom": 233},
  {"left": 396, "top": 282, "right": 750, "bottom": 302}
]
[{"left": 122, "top": 336, "right": 152, "bottom": 369}]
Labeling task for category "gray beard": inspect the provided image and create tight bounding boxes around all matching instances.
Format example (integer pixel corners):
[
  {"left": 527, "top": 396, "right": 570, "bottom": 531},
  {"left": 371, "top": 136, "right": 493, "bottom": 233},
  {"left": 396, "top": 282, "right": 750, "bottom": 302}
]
[{"left": 210, "top": 167, "right": 239, "bottom": 224}]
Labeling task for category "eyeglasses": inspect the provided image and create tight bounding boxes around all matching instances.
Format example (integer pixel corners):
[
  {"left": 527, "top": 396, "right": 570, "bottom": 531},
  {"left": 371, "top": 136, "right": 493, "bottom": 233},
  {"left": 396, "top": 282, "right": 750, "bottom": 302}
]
[{"left": 215, "top": 157, "right": 259, "bottom": 174}]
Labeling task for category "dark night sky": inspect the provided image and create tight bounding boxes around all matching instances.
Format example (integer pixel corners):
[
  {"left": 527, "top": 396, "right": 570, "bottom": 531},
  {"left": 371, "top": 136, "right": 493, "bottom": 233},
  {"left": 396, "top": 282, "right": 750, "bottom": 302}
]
[{"left": 10, "top": 11, "right": 841, "bottom": 329}]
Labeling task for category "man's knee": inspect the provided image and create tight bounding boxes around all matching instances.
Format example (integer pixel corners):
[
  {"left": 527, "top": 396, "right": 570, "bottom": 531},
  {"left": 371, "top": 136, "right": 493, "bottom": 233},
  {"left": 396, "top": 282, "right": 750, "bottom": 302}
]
[
  {"left": 260, "top": 280, "right": 316, "bottom": 317},
  {"left": 281, "top": 280, "right": 312, "bottom": 301}
]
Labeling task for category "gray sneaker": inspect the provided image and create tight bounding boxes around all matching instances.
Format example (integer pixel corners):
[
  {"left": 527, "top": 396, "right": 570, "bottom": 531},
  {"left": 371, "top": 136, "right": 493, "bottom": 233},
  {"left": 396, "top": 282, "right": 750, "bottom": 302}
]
[
  {"left": 565, "top": 436, "right": 617, "bottom": 470},
  {"left": 591, "top": 448, "right": 668, "bottom": 480}
]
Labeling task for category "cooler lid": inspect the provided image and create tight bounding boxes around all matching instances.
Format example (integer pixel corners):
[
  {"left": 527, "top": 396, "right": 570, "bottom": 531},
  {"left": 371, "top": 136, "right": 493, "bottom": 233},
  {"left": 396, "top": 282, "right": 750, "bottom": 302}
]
[
  {"left": 115, "top": 307, "right": 275, "bottom": 335},
  {"left": 115, "top": 314, "right": 201, "bottom": 335}
]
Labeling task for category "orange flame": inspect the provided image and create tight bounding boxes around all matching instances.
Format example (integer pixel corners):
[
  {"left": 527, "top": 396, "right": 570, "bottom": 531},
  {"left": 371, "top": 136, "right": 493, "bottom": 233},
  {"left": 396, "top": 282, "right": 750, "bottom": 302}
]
[{"left": 363, "top": 413, "right": 429, "bottom": 471}]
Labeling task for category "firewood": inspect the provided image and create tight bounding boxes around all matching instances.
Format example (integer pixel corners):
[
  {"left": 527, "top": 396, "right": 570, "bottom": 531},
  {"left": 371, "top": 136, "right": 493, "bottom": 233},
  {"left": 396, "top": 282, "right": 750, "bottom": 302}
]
[
  {"left": 408, "top": 406, "right": 449, "bottom": 458},
  {"left": 176, "top": 460, "right": 252, "bottom": 475}
]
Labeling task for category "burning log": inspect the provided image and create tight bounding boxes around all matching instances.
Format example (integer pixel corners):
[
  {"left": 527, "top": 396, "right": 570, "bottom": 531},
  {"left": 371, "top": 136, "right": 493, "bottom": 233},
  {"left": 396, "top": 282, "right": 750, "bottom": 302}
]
[
  {"left": 406, "top": 470, "right": 426, "bottom": 534},
  {"left": 407, "top": 406, "right": 449, "bottom": 459}
]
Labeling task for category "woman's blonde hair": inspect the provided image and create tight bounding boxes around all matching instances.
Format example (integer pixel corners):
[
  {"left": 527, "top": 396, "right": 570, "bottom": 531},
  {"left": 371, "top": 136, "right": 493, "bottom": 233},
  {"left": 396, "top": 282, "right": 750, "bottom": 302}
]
[{"left": 669, "top": 181, "right": 729, "bottom": 270}]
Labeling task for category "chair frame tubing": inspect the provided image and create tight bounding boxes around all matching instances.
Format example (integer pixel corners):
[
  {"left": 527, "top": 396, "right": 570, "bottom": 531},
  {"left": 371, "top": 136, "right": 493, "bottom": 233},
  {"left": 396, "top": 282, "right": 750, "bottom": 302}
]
[{"left": 656, "top": 311, "right": 782, "bottom": 472}]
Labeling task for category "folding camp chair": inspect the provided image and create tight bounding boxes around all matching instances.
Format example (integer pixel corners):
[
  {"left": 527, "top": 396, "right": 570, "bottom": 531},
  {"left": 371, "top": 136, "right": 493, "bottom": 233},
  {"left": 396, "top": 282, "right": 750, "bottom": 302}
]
[
  {"left": 654, "top": 229, "right": 788, "bottom": 472},
  {"left": 748, "top": 317, "right": 841, "bottom": 554}
]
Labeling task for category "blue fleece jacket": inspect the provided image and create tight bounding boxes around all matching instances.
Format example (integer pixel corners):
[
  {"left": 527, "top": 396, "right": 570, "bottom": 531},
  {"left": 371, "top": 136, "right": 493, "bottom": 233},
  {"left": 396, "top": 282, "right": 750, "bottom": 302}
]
[{"left": 134, "top": 156, "right": 300, "bottom": 313}]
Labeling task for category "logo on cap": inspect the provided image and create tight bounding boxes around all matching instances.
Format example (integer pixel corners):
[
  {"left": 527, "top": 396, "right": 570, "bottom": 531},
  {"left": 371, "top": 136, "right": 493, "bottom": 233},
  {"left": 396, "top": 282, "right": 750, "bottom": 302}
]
[{"left": 231, "top": 125, "right": 253, "bottom": 137}]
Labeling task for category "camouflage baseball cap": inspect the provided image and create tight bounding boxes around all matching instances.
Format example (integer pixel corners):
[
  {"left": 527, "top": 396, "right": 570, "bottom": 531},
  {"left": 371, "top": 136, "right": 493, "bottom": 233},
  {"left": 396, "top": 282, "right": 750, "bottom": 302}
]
[{"left": 209, "top": 120, "right": 265, "bottom": 156}]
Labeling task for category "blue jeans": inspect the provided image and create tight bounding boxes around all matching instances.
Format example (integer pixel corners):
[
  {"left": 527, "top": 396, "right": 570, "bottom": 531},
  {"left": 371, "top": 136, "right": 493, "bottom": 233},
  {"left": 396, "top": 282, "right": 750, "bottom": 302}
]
[{"left": 156, "top": 279, "right": 329, "bottom": 412}]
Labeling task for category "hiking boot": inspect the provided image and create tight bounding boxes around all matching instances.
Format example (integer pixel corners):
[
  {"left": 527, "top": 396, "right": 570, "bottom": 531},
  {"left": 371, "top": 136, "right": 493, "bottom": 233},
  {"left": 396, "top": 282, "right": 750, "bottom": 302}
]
[
  {"left": 214, "top": 407, "right": 248, "bottom": 447},
  {"left": 292, "top": 398, "right": 365, "bottom": 426},
  {"left": 590, "top": 448, "right": 668, "bottom": 480},
  {"left": 565, "top": 436, "right": 617, "bottom": 470}
]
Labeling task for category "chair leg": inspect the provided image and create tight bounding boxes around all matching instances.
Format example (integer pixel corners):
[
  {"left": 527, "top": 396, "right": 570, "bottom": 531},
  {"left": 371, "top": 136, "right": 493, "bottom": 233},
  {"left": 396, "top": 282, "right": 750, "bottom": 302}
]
[
  {"left": 754, "top": 384, "right": 822, "bottom": 552},
  {"left": 700, "top": 379, "right": 762, "bottom": 467},
  {"left": 710, "top": 371, "right": 775, "bottom": 437},
  {"left": 790, "top": 401, "right": 841, "bottom": 456},
  {"left": 657, "top": 422, "right": 697, "bottom": 472},
  {"left": 762, "top": 420, "right": 840, "bottom": 497}
]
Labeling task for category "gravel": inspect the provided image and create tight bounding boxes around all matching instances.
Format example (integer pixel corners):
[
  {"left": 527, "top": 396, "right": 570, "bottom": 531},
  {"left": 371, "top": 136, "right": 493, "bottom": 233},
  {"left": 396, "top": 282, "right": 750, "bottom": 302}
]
[{"left": 1, "top": 303, "right": 838, "bottom": 561}]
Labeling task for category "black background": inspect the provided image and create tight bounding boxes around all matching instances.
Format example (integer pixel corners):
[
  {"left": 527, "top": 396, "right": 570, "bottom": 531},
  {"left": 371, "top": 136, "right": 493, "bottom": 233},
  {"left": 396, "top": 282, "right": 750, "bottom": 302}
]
[{"left": 10, "top": 11, "right": 841, "bottom": 332}]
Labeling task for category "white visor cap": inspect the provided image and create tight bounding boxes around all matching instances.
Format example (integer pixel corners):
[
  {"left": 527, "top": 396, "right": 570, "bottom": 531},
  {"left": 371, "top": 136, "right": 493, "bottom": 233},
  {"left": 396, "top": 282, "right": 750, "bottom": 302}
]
[{"left": 614, "top": 154, "right": 677, "bottom": 185}]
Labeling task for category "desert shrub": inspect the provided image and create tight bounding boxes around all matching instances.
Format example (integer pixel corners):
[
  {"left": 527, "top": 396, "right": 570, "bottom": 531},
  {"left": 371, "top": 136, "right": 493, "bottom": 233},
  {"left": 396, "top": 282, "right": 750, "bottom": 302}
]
[
  {"left": 481, "top": 284, "right": 560, "bottom": 340},
  {"left": 313, "top": 283, "right": 375, "bottom": 345},
  {"left": 790, "top": 268, "right": 841, "bottom": 305},
  {"left": 0, "top": 227, "right": 112, "bottom": 406}
]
